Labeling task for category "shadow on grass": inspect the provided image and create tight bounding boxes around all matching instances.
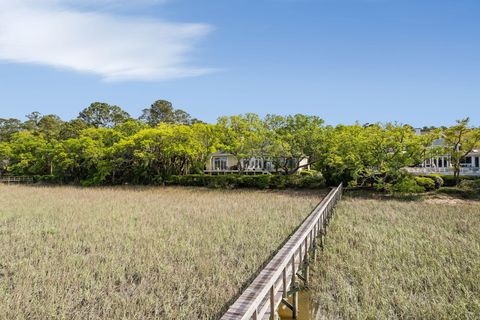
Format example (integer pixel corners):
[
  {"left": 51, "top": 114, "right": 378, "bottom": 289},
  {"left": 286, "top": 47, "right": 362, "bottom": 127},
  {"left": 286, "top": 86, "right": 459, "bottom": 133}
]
[
  {"left": 344, "top": 187, "right": 480, "bottom": 202},
  {"left": 344, "top": 188, "right": 425, "bottom": 202},
  {"left": 436, "top": 187, "right": 480, "bottom": 200}
]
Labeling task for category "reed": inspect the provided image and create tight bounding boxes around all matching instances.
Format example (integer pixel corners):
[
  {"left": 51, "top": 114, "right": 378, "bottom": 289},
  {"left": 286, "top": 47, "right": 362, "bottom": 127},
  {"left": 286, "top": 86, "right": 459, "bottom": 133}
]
[{"left": 0, "top": 185, "right": 322, "bottom": 320}]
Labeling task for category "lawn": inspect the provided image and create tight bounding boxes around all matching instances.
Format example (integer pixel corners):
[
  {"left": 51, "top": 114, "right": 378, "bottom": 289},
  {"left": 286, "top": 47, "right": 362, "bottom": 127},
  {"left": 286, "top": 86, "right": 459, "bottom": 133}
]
[
  {"left": 0, "top": 185, "right": 323, "bottom": 320},
  {"left": 310, "top": 194, "right": 480, "bottom": 319}
]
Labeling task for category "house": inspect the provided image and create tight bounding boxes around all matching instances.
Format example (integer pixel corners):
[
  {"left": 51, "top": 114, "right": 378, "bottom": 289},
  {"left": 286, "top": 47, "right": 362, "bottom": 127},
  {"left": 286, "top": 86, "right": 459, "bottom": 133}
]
[
  {"left": 204, "top": 151, "right": 310, "bottom": 174},
  {"left": 406, "top": 132, "right": 480, "bottom": 176}
]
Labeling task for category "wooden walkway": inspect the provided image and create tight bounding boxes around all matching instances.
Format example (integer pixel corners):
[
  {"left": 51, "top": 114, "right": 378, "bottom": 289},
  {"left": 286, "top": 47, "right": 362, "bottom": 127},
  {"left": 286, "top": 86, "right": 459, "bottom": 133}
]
[
  {"left": 0, "top": 176, "right": 34, "bottom": 184},
  {"left": 221, "top": 183, "right": 343, "bottom": 320}
]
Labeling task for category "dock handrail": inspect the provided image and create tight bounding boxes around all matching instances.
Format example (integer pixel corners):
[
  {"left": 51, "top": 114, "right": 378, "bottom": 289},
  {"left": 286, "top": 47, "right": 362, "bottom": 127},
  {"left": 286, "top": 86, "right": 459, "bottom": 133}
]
[
  {"left": 0, "top": 176, "right": 34, "bottom": 183},
  {"left": 221, "top": 183, "right": 343, "bottom": 320}
]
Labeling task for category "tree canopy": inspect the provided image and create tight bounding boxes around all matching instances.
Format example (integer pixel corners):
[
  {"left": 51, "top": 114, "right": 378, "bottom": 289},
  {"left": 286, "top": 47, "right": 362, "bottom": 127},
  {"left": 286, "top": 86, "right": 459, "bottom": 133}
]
[{"left": 0, "top": 100, "right": 478, "bottom": 187}]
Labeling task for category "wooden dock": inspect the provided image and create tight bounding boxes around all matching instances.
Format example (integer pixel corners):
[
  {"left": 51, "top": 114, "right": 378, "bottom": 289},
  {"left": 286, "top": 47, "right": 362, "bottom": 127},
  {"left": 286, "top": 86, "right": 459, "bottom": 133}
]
[
  {"left": 0, "top": 176, "right": 34, "bottom": 184},
  {"left": 221, "top": 183, "right": 343, "bottom": 320}
]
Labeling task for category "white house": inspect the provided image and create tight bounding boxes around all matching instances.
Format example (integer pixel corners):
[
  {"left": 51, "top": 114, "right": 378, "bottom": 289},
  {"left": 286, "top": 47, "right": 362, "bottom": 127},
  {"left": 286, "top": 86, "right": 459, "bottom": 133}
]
[
  {"left": 406, "top": 132, "right": 480, "bottom": 176},
  {"left": 204, "top": 152, "right": 310, "bottom": 174}
]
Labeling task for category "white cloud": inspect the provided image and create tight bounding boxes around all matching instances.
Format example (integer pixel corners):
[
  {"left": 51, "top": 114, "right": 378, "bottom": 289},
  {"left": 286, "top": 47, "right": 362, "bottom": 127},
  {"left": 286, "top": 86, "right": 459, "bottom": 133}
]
[{"left": 0, "top": 0, "right": 213, "bottom": 81}]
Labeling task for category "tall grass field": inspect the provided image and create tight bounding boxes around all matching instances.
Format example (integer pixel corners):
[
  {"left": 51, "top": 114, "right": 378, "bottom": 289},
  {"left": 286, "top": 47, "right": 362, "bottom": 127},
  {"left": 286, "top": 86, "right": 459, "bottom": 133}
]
[
  {"left": 311, "top": 195, "right": 480, "bottom": 319},
  {"left": 0, "top": 185, "right": 322, "bottom": 319}
]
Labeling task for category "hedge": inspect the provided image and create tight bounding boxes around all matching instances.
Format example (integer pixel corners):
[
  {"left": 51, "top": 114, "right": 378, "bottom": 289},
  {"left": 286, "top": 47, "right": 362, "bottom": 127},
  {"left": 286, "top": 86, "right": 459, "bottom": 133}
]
[
  {"left": 458, "top": 179, "right": 480, "bottom": 191},
  {"left": 391, "top": 177, "right": 425, "bottom": 193},
  {"left": 414, "top": 176, "right": 436, "bottom": 191},
  {"left": 420, "top": 174, "right": 444, "bottom": 189},
  {"left": 166, "top": 174, "right": 326, "bottom": 190},
  {"left": 437, "top": 175, "right": 479, "bottom": 187}
]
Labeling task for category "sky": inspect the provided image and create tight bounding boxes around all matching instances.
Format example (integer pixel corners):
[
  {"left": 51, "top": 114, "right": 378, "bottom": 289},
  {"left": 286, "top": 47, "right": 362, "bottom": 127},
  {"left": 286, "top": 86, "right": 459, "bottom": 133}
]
[{"left": 0, "top": 0, "right": 478, "bottom": 126}]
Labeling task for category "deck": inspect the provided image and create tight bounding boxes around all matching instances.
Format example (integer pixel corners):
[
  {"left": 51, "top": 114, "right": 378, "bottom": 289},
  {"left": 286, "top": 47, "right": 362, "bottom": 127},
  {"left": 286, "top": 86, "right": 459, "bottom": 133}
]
[
  {"left": 405, "top": 167, "right": 480, "bottom": 176},
  {"left": 204, "top": 170, "right": 271, "bottom": 175},
  {"left": 221, "top": 183, "right": 343, "bottom": 320}
]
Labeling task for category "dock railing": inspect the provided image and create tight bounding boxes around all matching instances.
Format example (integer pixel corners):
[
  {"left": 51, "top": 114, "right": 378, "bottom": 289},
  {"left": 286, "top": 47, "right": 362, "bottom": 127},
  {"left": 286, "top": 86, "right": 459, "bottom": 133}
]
[
  {"left": 221, "top": 183, "right": 343, "bottom": 320},
  {"left": 0, "top": 176, "right": 34, "bottom": 184}
]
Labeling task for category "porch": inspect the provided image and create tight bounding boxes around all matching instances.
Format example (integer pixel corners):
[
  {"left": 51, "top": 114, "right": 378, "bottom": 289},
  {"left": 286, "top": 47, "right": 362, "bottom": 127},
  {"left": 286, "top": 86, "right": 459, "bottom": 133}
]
[
  {"left": 204, "top": 169, "right": 271, "bottom": 175},
  {"left": 405, "top": 167, "right": 480, "bottom": 176}
]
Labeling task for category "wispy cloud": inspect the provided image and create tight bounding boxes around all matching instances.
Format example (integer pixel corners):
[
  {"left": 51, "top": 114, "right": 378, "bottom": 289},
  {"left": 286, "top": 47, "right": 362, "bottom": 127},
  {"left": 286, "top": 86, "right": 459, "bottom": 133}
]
[{"left": 0, "top": 0, "right": 213, "bottom": 81}]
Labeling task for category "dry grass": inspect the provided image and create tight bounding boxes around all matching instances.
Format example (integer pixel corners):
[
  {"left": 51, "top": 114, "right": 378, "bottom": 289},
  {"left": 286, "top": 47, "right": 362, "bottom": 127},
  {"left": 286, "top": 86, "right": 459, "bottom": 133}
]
[
  {"left": 0, "top": 185, "right": 323, "bottom": 320},
  {"left": 311, "top": 194, "right": 480, "bottom": 319}
]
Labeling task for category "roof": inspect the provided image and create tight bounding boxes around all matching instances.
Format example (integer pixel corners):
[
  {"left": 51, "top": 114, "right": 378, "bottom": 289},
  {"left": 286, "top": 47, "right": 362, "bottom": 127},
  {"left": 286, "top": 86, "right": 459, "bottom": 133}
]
[
  {"left": 209, "top": 151, "right": 232, "bottom": 156},
  {"left": 431, "top": 138, "right": 445, "bottom": 147}
]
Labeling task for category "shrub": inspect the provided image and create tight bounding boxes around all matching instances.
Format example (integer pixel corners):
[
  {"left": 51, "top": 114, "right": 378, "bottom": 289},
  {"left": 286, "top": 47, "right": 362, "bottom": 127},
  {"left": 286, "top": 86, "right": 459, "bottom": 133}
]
[
  {"left": 238, "top": 175, "right": 271, "bottom": 189},
  {"left": 458, "top": 179, "right": 480, "bottom": 191},
  {"left": 299, "top": 169, "right": 319, "bottom": 176},
  {"left": 391, "top": 177, "right": 425, "bottom": 193},
  {"left": 415, "top": 176, "right": 436, "bottom": 191},
  {"left": 166, "top": 173, "right": 326, "bottom": 190},
  {"left": 423, "top": 174, "right": 444, "bottom": 189},
  {"left": 439, "top": 175, "right": 457, "bottom": 187},
  {"left": 269, "top": 175, "right": 288, "bottom": 189},
  {"left": 438, "top": 175, "right": 478, "bottom": 187},
  {"left": 297, "top": 175, "right": 326, "bottom": 189},
  {"left": 32, "top": 175, "right": 59, "bottom": 184},
  {"left": 207, "top": 175, "right": 238, "bottom": 189},
  {"left": 166, "top": 174, "right": 207, "bottom": 187}
]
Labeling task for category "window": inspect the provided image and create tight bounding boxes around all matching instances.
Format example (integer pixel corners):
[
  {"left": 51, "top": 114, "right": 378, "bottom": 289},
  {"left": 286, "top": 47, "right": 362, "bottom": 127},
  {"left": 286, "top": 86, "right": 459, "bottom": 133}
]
[
  {"left": 242, "top": 158, "right": 262, "bottom": 170},
  {"left": 254, "top": 159, "right": 263, "bottom": 169},
  {"left": 265, "top": 161, "right": 273, "bottom": 171},
  {"left": 213, "top": 157, "right": 228, "bottom": 170},
  {"left": 460, "top": 157, "right": 472, "bottom": 167},
  {"left": 425, "top": 158, "right": 431, "bottom": 167}
]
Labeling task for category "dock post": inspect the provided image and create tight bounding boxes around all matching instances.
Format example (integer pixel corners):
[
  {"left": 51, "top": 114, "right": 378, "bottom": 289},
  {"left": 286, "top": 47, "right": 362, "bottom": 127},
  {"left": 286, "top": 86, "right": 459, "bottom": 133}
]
[
  {"left": 305, "top": 260, "right": 310, "bottom": 286},
  {"left": 320, "top": 228, "right": 325, "bottom": 251},
  {"left": 270, "top": 286, "right": 277, "bottom": 320},
  {"left": 304, "top": 238, "right": 309, "bottom": 285},
  {"left": 293, "top": 285, "right": 298, "bottom": 319}
]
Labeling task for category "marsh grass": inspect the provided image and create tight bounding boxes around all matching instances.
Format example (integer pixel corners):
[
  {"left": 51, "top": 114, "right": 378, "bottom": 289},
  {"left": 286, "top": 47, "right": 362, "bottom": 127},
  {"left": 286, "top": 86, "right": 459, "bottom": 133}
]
[
  {"left": 311, "top": 194, "right": 480, "bottom": 319},
  {"left": 0, "top": 185, "right": 322, "bottom": 320}
]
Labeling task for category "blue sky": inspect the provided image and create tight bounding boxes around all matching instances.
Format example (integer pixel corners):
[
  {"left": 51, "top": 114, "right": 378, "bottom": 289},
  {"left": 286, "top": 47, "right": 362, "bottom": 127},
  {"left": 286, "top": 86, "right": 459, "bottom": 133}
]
[{"left": 0, "top": 0, "right": 478, "bottom": 126}]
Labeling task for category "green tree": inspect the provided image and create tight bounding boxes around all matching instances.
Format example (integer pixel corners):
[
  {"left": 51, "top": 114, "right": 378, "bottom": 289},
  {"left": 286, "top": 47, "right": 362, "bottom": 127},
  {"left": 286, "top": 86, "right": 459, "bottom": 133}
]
[
  {"left": 0, "top": 141, "right": 12, "bottom": 175},
  {"left": 23, "top": 111, "right": 43, "bottom": 131},
  {"left": 315, "top": 123, "right": 437, "bottom": 187},
  {"left": 37, "top": 114, "right": 64, "bottom": 140},
  {"left": 0, "top": 118, "right": 23, "bottom": 142},
  {"left": 1, "top": 131, "right": 51, "bottom": 176},
  {"left": 78, "top": 102, "right": 131, "bottom": 128},
  {"left": 217, "top": 114, "right": 270, "bottom": 172},
  {"left": 54, "top": 131, "right": 113, "bottom": 185},
  {"left": 113, "top": 123, "right": 215, "bottom": 183},
  {"left": 59, "top": 119, "right": 89, "bottom": 139},
  {"left": 266, "top": 114, "right": 325, "bottom": 174},
  {"left": 140, "top": 100, "right": 194, "bottom": 126},
  {"left": 114, "top": 119, "right": 147, "bottom": 136},
  {"left": 190, "top": 123, "right": 222, "bottom": 172},
  {"left": 444, "top": 118, "right": 480, "bottom": 184}
]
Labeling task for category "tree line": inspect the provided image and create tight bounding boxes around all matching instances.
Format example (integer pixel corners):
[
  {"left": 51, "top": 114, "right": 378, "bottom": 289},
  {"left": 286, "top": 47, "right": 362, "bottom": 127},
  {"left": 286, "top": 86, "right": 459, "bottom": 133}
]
[{"left": 1, "top": 100, "right": 479, "bottom": 187}]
